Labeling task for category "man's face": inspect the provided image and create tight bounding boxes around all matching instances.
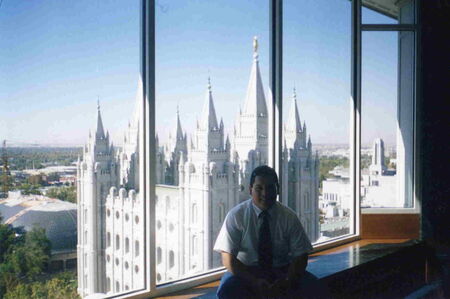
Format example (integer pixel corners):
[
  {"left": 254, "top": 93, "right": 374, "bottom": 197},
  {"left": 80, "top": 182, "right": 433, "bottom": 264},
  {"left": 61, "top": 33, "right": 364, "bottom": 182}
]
[{"left": 250, "top": 175, "right": 278, "bottom": 211}]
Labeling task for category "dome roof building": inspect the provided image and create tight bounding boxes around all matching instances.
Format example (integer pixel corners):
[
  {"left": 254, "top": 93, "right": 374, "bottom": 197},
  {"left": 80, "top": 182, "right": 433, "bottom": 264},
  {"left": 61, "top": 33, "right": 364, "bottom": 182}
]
[{"left": 0, "top": 193, "right": 77, "bottom": 271}]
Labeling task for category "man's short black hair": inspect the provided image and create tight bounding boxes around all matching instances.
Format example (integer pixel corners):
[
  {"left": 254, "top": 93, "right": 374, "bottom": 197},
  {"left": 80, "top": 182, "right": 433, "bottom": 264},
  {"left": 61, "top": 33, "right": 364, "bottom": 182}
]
[{"left": 249, "top": 165, "right": 279, "bottom": 189}]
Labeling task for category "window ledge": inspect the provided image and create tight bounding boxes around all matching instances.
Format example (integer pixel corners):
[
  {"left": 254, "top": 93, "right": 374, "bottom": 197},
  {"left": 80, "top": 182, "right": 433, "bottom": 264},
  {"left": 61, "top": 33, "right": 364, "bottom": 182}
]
[
  {"left": 362, "top": 207, "right": 420, "bottom": 214},
  {"left": 155, "top": 239, "right": 426, "bottom": 299}
]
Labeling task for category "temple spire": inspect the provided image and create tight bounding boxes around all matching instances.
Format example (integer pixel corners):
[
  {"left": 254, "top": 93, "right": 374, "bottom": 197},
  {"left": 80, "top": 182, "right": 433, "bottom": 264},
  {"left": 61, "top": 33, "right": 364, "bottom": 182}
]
[
  {"left": 176, "top": 105, "right": 183, "bottom": 140},
  {"left": 286, "top": 88, "right": 302, "bottom": 133},
  {"left": 242, "top": 36, "right": 267, "bottom": 117},
  {"left": 253, "top": 35, "right": 259, "bottom": 60},
  {"left": 200, "top": 76, "right": 219, "bottom": 131},
  {"left": 95, "top": 100, "right": 105, "bottom": 139}
]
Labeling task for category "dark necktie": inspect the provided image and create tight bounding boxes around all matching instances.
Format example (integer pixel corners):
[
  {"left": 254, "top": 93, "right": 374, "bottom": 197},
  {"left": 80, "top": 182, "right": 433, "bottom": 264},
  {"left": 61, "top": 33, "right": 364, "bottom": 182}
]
[{"left": 258, "top": 210, "right": 273, "bottom": 270}]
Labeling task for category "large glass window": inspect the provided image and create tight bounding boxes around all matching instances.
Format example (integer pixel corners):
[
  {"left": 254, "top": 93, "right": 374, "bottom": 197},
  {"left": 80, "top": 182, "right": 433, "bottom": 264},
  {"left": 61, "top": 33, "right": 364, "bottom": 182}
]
[
  {"left": 155, "top": 0, "right": 269, "bottom": 284},
  {"left": 0, "top": 1, "right": 143, "bottom": 298},
  {"left": 361, "top": 31, "right": 402, "bottom": 208},
  {"left": 361, "top": 1, "right": 416, "bottom": 210},
  {"left": 149, "top": 0, "right": 417, "bottom": 294},
  {"left": 283, "top": 0, "right": 353, "bottom": 244},
  {"left": 0, "top": 1, "right": 417, "bottom": 298}
]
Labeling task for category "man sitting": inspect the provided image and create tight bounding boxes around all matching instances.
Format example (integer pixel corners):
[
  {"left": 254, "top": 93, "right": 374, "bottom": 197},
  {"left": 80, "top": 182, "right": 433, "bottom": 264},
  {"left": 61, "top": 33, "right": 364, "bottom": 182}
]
[{"left": 214, "top": 165, "right": 323, "bottom": 298}]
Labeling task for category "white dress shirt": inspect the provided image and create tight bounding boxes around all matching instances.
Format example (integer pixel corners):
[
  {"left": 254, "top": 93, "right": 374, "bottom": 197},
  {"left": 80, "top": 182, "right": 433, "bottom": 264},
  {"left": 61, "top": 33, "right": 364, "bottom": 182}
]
[{"left": 214, "top": 199, "right": 312, "bottom": 267}]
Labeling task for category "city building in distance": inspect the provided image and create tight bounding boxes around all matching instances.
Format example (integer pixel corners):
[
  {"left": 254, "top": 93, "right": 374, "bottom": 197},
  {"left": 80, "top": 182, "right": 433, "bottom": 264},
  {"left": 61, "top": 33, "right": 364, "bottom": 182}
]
[
  {"left": 361, "top": 138, "right": 398, "bottom": 207},
  {"left": 322, "top": 137, "right": 400, "bottom": 219},
  {"left": 77, "top": 38, "right": 319, "bottom": 296}
]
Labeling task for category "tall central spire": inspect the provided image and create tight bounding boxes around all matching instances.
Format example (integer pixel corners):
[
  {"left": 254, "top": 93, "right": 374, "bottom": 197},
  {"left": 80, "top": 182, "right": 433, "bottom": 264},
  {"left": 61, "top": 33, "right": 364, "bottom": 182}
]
[
  {"left": 242, "top": 36, "right": 267, "bottom": 117},
  {"left": 95, "top": 100, "right": 105, "bottom": 139},
  {"left": 200, "top": 77, "right": 219, "bottom": 131},
  {"left": 176, "top": 106, "right": 183, "bottom": 140}
]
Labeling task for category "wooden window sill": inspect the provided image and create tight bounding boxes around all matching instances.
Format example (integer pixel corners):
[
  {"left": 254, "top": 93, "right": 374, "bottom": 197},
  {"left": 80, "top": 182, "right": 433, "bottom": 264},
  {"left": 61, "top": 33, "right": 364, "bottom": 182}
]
[{"left": 156, "top": 238, "right": 424, "bottom": 299}]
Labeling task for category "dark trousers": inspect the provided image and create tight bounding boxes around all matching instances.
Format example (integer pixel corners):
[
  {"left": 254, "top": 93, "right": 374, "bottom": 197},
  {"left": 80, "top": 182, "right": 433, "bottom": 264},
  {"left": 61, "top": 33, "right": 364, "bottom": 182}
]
[{"left": 217, "top": 267, "right": 328, "bottom": 299}]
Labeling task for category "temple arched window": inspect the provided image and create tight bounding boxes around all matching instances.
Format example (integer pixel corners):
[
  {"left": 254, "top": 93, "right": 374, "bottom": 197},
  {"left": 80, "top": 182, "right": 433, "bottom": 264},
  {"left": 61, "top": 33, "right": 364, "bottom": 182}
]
[
  {"left": 218, "top": 203, "right": 225, "bottom": 223},
  {"left": 169, "top": 250, "right": 175, "bottom": 269},
  {"left": 135, "top": 240, "right": 140, "bottom": 257},
  {"left": 157, "top": 247, "right": 162, "bottom": 265}
]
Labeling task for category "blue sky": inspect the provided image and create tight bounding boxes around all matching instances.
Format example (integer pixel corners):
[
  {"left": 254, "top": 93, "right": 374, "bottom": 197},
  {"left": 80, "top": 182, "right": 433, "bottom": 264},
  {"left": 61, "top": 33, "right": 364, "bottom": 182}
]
[{"left": 0, "top": 0, "right": 398, "bottom": 147}]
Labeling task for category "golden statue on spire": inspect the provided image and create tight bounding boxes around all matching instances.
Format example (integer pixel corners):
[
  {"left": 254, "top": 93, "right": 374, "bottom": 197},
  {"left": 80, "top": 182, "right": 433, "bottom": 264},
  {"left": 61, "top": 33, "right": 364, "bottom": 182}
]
[{"left": 253, "top": 36, "right": 258, "bottom": 54}]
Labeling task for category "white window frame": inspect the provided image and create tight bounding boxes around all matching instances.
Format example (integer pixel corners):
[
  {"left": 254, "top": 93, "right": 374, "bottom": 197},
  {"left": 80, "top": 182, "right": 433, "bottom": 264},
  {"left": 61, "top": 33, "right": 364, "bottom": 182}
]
[{"left": 111, "top": 0, "right": 418, "bottom": 297}]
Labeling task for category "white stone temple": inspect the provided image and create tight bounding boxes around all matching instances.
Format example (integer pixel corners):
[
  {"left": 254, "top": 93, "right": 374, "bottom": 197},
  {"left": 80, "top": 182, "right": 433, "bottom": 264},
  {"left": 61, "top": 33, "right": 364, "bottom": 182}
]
[{"left": 77, "top": 38, "right": 320, "bottom": 297}]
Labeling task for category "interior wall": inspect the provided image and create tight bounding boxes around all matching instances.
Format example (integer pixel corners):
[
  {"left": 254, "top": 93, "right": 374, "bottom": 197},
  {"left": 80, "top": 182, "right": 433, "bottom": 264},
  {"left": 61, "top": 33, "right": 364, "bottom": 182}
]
[
  {"left": 361, "top": 213, "right": 420, "bottom": 239},
  {"left": 418, "top": 0, "right": 450, "bottom": 247}
]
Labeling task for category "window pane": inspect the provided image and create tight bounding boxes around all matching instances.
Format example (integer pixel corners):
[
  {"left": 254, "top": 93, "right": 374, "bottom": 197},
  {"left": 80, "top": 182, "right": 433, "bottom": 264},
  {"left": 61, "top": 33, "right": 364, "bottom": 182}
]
[
  {"left": 283, "top": 0, "right": 353, "bottom": 244},
  {"left": 362, "top": 4, "right": 398, "bottom": 24},
  {"left": 361, "top": 31, "right": 414, "bottom": 209},
  {"left": 155, "top": 0, "right": 268, "bottom": 284},
  {"left": 362, "top": 0, "right": 415, "bottom": 24},
  {"left": 0, "top": 1, "right": 143, "bottom": 297}
]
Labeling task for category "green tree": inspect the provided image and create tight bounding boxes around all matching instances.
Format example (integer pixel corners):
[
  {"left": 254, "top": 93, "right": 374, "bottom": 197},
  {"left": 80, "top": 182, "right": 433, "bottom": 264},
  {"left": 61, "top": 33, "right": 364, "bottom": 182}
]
[
  {"left": 3, "top": 227, "right": 51, "bottom": 280},
  {"left": 1, "top": 140, "right": 12, "bottom": 194},
  {"left": 0, "top": 215, "right": 15, "bottom": 296},
  {"left": 0, "top": 226, "right": 52, "bottom": 297},
  {"left": 4, "top": 272, "right": 80, "bottom": 299},
  {"left": 43, "top": 272, "right": 80, "bottom": 299},
  {"left": 30, "top": 282, "right": 48, "bottom": 299},
  {"left": 46, "top": 186, "right": 76, "bottom": 203},
  {"left": 18, "top": 183, "right": 42, "bottom": 195},
  {"left": 24, "top": 227, "right": 52, "bottom": 277},
  {"left": 0, "top": 216, "right": 15, "bottom": 264},
  {"left": 319, "top": 156, "right": 349, "bottom": 189},
  {"left": 3, "top": 281, "right": 30, "bottom": 299},
  {"left": 6, "top": 147, "right": 81, "bottom": 171},
  {"left": 0, "top": 258, "right": 19, "bottom": 297}
]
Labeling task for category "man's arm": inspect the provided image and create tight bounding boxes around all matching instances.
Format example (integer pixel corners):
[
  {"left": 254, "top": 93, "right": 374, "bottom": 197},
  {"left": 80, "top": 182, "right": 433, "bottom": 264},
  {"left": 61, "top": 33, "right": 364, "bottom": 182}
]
[{"left": 221, "top": 251, "right": 271, "bottom": 294}]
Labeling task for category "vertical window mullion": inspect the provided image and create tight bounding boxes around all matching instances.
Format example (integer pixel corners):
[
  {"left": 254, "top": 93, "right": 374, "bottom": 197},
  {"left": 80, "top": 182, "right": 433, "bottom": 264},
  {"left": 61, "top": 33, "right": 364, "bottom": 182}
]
[
  {"left": 413, "top": 0, "right": 419, "bottom": 214},
  {"left": 142, "top": 0, "right": 156, "bottom": 293},
  {"left": 351, "top": 0, "right": 362, "bottom": 237},
  {"left": 269, "top": 0, "right": 283, "bottom": 198}
]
